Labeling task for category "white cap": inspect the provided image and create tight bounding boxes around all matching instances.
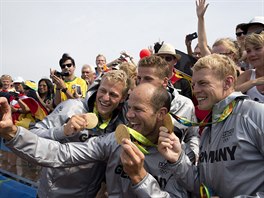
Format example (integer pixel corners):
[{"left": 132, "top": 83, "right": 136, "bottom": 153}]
[
  {"left": 13, "top": 76, "right": 24, "bottom": 83},
  {"left": 249, "top": 16, "right": 264, "bottom": 25},
  {"left": 243, "top": 16, "right": 264, "bottom": 30}
]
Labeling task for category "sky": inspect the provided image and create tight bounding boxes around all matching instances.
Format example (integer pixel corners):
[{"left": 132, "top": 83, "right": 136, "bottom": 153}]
[{"left": 1, "top": 0, "right": 264, "bottom": 82}]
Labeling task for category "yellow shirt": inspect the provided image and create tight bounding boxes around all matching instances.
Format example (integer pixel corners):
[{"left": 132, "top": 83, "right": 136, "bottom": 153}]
[{"left": 60, "top": 77, "right": 88, "bottom": 101}]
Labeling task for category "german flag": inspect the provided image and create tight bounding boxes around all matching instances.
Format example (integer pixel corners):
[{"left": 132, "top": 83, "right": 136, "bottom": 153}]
[
  {"left": 14, "top": 97, "right": 48, "bottom": 129},
  {"left": 21, "top": 97, "right": 48, "bottom": 120}
]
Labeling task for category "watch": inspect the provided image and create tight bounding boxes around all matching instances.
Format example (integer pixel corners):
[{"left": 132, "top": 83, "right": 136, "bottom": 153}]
[{"left": 61, "top": 87, "right": 68, "bottom": 93}]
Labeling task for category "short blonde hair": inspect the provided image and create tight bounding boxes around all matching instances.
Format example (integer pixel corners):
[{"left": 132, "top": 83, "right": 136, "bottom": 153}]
[
  {"left": 193, "top": 54, "right": 237, "bottom": 83},
  {"left": 101, "top": 70, "right": 128, "bottom": 96},
  {"left": 1, "top": 74, "right": 12, "bottom": 82},
  {"left": 245, "top": 32, "right": 264, "bottom": 49}
]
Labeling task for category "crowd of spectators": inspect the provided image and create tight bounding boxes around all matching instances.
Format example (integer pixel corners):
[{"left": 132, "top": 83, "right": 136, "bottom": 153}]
[{"left": 0, "top": 0, "right": 264, "bottom": 197}]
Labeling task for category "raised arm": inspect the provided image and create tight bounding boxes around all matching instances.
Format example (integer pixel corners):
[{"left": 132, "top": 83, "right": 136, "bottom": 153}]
[
  {"left": 196, "top": 0, "right": 211, "bottom": 56},
  {"left": 185, "top": 35, "right": 194, "bottom": 56}
]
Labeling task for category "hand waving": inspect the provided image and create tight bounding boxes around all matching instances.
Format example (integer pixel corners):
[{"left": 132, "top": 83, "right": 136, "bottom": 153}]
[{"left": 196, "top": 0, "right": 209, "bottom": 18}]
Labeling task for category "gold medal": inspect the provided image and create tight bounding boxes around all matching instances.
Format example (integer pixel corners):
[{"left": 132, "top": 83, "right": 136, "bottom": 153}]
[
  {"left": 115, "top": 124, "right": 131, "bottom": 144},
  {"left": 85, "top": 113, "right": 98, "bottom": 129},
  {"left": 163, "top": 114, "right": 173, "bottom": 133}
]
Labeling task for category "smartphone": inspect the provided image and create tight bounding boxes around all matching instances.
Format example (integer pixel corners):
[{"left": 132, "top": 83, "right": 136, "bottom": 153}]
[
  {"left": 73, "top": 85, "right": 82, "bottom": 95},
  {"left": 186, "top": 32, "right": 198, "bottom": 41}
]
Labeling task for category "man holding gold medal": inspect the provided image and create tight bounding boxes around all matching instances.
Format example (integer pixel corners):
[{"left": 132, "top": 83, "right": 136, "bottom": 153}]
[
  {"left": 0, "top": 83, "right": 188, "bottom": 197},
  {"left": 9, "top": 70, "right": 130, "bottom": 198},
  {"left": 158, "top": 54, "right": 264, "bottom": 197}
]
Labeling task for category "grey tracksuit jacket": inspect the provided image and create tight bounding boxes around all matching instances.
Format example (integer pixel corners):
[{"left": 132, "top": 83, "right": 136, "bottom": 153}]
[
  {"left": 27, "top": 79, "right": 127, "bottom": 198},
  {"left": 168, "top": 83, "right": 200, "bottom": 162},
  {"left": 171, "top": 92, "right": 264, "bottom": 197},
  {"left": 7, "top": 129, "right": 188, "bottom": 198}
]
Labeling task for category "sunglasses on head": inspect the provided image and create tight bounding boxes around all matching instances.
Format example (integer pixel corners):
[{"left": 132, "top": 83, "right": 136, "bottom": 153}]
[
  {"left": 246, "top": 28, "right": 264, "bottom": 35},
  {"left": 61, "top": 63, "right": 73, "bottom": 69},
  {"left": 236, "top": 32, "right": 245, "bottom": 37},
  {"left": 254, "top": 29, "right": 264, "bottom": 34}
]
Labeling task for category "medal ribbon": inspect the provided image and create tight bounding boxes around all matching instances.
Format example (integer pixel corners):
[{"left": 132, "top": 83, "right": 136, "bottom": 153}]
[
  {"left": 93, "top": 103, "right": 111, "bottom": 129},
  {"left": 172, "top": 100, "right": 236, "bottom": 127},
  {"left": 200, "top": 183, "right": 211, "bottom": 198},
  {"left": 126, "top": 126, "right": 156, "bottom": 155}
]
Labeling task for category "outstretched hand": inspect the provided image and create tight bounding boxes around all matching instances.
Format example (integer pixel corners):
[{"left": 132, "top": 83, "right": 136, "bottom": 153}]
[
  {"left": 196, "top": 0, "right": 209, "bottom": 18},
  {"left": 158, "top": 126, "right": 182, "bottom": 163},
  {"left": 120, "top": 138, "right": 147, "bottom": 184},
  {"left": 185, "top": 35, "right": 192, "bottom": 46}
]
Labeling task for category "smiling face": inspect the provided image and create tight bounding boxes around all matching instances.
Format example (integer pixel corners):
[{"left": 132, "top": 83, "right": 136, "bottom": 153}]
[
  {"left": 38, "top": 80, "right": 48, "bottom": 94},
  {"left": 126, "top": 85, "right": 159, "bottom": 141},
  {"left": 192, "top": 54, "right": 237, "bottom": 110},
  {"left": 95, "top": 78, "right": 125, "bottom": 120},
  {"left": 0, "top": 75, "right": 12, "bottom": 90},
  {"left": 246, "top": 43, "right": 264, "bottom": 68},
  {"left": 192, "top": 69, "right": 226, "bottom": 110},
  {"left": 245, "top": 33, "right": 264, "bottom": 69}
]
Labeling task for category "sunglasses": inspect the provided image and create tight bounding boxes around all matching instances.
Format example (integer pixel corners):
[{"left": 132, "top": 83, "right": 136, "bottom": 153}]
[
  {"left": 161, "top": 56, "right": 174, "bottom": 62},
  {"left": 61, "top": 63, "right": 73, "bottom": 69},
  {"left": 236, "top": 32, "right": 245, "bottom": 37}
]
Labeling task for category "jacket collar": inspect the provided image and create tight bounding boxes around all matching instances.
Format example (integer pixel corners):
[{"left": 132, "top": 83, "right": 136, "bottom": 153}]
[{"left": 212, "top": 91, "right": 248, "bottom": 121}]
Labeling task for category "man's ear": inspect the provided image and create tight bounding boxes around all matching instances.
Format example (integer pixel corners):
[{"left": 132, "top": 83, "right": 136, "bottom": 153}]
[
  {"left": 157, "top": 107, "right": 168, "bottom": 121},
  {"left": 223, "top": 75, "right": 235, "bottom": 90}
]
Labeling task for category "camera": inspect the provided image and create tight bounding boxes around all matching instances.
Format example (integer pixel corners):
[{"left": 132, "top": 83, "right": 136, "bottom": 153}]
[
  {"left": 186, "top": 32, "right": 198, "bottom": 41},
  {"left": 54, "top": 71, "right": 70, "bottom": 78}
]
